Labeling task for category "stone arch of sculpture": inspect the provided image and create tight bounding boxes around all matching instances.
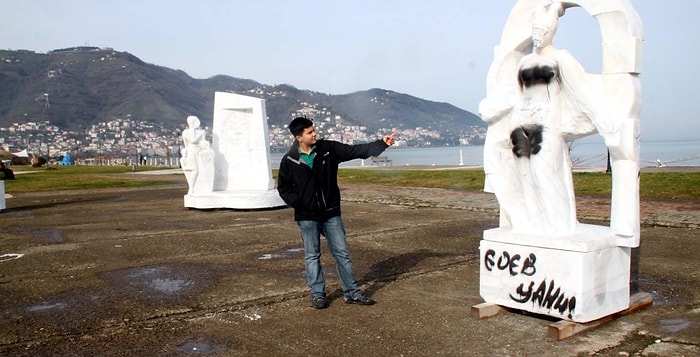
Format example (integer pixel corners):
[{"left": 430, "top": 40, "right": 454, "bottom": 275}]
[{"left": 496, "top": 0, "right": 642, "bottom": 74}]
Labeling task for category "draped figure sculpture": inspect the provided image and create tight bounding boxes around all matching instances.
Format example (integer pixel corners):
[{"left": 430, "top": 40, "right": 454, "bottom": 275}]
[
  {"left": 181, "top": 115, "right": 215, "bottom": 195},
  {"left": 479, "top": 1, "right": 609, "bottom": 236},
  {"left": 477, "top": 0, "right": 645, "bottom": 324}
]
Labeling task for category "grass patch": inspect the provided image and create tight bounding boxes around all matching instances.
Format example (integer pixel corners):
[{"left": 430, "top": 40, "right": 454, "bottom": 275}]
[
  {"left": 332, "top": 169, "right": 698, "bottom": 201},
  {"left": 4, "top": 166, "right": 698, "bottom": 201},
  {"left": 639, "top": 172, "right": 700, "bottom": 200},
  {"left": 574, "top": 171, "right": 700, "bottom": 200},
  {"left": 3, "top": 166, "right": 174, "bottom": 194},
  {"left": 338, "top": 169, "right": 485, "bottom": 191},
  {"left": 572, "top": 172, "right": 612, "bottom": 197}
]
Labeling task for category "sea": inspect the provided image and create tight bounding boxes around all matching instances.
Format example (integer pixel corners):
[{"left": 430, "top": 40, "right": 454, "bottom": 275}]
[{"left": 269, "top": 139, "right": 700, "bottom": 168}]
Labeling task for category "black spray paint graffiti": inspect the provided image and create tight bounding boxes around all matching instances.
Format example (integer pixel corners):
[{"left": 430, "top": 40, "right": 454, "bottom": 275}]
[
  {"left": 509, "top": 278, "right": 577, "bottom": 319},
  {"left": 484, "top": 249, "right": 577, "bottom": 319},
  {"left": 484, "top": 249, "right": 537, "bottom": 276}
]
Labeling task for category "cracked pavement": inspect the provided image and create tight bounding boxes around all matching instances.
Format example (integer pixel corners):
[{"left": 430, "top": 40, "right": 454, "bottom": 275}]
[{"left": 0, "top": 173, "right": 697, "bottom": 356}]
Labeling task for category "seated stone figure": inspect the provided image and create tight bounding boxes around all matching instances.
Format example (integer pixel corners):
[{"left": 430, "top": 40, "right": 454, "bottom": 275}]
[{"left": 181, "top": 116, "right": 215, "bottom": 195}]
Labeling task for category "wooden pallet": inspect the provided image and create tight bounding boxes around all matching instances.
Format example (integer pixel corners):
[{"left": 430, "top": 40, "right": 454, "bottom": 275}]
[{"left": 471, "top": 292, "right": 653, "bottom": 340}]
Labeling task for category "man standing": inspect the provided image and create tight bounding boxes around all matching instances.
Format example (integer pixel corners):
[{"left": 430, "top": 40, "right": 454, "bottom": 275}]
[{"left": 277, "top": 117, "right": 396, "bottom": 309}]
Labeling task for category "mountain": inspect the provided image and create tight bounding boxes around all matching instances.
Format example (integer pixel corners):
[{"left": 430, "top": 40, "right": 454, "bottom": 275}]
[{"left": 0, "top": 47, "right": 484, "bottom": 140}]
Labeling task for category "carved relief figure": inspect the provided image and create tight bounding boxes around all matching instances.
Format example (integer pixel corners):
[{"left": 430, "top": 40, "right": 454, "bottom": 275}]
[{"left": 181, "top": 115, "right": 215, "bottom": 194}]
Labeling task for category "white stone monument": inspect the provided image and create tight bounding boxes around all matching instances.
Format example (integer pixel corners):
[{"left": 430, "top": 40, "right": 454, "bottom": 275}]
[
  {"left": 0, "top": 181, "right": 5, "bottom": 211},
  {"left": 182, "top": 92, "right": 286, "bottom": 209},
  {"left": 477, "top": 0, "right": 643, "bottom": 323}
]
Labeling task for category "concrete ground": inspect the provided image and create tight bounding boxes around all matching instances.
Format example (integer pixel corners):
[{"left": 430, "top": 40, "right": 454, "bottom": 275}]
[{"left": 0, "top": 171, "right": 698, "bottom": 356}]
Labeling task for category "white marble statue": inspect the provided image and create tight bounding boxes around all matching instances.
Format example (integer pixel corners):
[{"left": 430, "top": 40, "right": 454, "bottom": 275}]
[
  {"left": 477, "top": 0, "right": 644, "bottom": 323},
  {"left": 182, "top": 92, "right": 285, "bottom": 209},
  {"left": 479, "top": 0, "right": 642, "bottom": 242},
  {"left": 181, "top": 115, "right": 215, "bottom": 195}
]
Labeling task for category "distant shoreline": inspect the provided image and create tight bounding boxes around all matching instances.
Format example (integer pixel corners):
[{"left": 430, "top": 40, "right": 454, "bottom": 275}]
[
  {"left": 117, "top": 165, "right": 700, "bottom": 177},
  {"left": 339, "top": 165, "right": 700, "bottom": 173}
]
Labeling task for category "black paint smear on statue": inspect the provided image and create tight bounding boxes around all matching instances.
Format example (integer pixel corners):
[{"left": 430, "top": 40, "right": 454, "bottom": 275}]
[
  {"left": 510, "top": 278, "right": 577, "bottom": 319},
  {"left": 518, "top": 65, "right": 556, "bottom": 88},
  {"left": 510, "top": 124, "right": 544, "bottom": 158}
]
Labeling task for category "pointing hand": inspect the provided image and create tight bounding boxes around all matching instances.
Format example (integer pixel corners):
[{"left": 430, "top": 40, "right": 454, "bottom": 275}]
[{"left": 383, "top": 132, "right": 397, "bottom": 146}]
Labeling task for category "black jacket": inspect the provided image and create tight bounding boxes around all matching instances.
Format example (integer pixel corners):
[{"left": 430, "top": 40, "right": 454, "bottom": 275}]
[{"left": 277, "top": 139, "right": 388, "bottom": 221}]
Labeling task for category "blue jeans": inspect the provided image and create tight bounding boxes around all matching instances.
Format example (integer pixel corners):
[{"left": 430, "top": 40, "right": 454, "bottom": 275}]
[{"left": 297, "top": 216, "right": 361, "bottom": 300}]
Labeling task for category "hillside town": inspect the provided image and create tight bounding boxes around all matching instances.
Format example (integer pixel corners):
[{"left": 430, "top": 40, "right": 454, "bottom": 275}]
[
  {"left": 0, "top": 115, "right": 486, "bottom": 165},
  {"left": 1, "top": 47, "right": 488, "bottom": 164}
]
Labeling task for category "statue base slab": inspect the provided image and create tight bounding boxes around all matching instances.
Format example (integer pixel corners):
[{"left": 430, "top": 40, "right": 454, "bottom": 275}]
[
  {"left": 479, "top": 224, "right": 631, "bottom": 323},
  {"left": 184, "top": 189, "right": 286, "bottom": 210}
]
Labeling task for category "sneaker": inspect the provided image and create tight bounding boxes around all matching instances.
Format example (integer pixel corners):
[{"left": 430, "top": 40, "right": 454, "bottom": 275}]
[
  {"left": 344, "top": 292, "right": 375, "bottom": 305},
  {"left": 312, "top": 296, "right": 328, "bottom": 309}
]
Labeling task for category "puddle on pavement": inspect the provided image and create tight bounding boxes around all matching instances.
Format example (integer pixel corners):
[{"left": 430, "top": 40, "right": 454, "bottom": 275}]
[
  {"left": 2, "top": 227, "right": 67, "bottom": 245},
  {"left": 26, "top": 302, "right": 68, "bottom": 312},
  {"left": 634, "top": 274, "right": 692, "bottom": 307},
  {"left": 13, "top": 291, "right": 109, "bottom": 333},
  {"left": 121, "top": 266, "right": 195, "bottom": 295},
  {"left": 128, "top": 266, "right": 160, "bottom": 278},
  {"left": 179, "top": 341, "right": 213, "bottom": 354},
  {"left": 256, "top": 247, "right": 304, "bottom": 260},
  {"left": 233, "top": 217, "right": 272, "bottom": 222},
  {"left": 151, "top": 278, "right": 192, "bottom": 293},
  {"left": 11, "top": 265, "right": 229, "bottom": 336},
  {"left": 104, "top": 264, "right": 226, "bottom": 301},
  {"left": 176, "top": 336, "right": 240, "bottom": 355},
  {"left": 30, "top": 229, "right": 66, "bottom": 245},
  {"left": 657, "top": 318, "right": 692, "bottom": 333}
]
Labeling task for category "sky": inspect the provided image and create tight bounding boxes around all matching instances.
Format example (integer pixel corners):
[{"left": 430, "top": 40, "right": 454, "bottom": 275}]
[{"left": 1, "top": 0, "right": 698, "bottom": 141}]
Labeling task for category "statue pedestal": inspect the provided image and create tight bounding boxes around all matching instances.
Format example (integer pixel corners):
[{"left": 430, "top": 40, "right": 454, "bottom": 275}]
[
  {"left": 479, "top": 224, "right": 631, "bottom": 323},
  {"left": 184, "top": 189, "right": 286, "bottom": 210},
  {"left": 0, "top": 181, "right": 5, "bottom": 211}
]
